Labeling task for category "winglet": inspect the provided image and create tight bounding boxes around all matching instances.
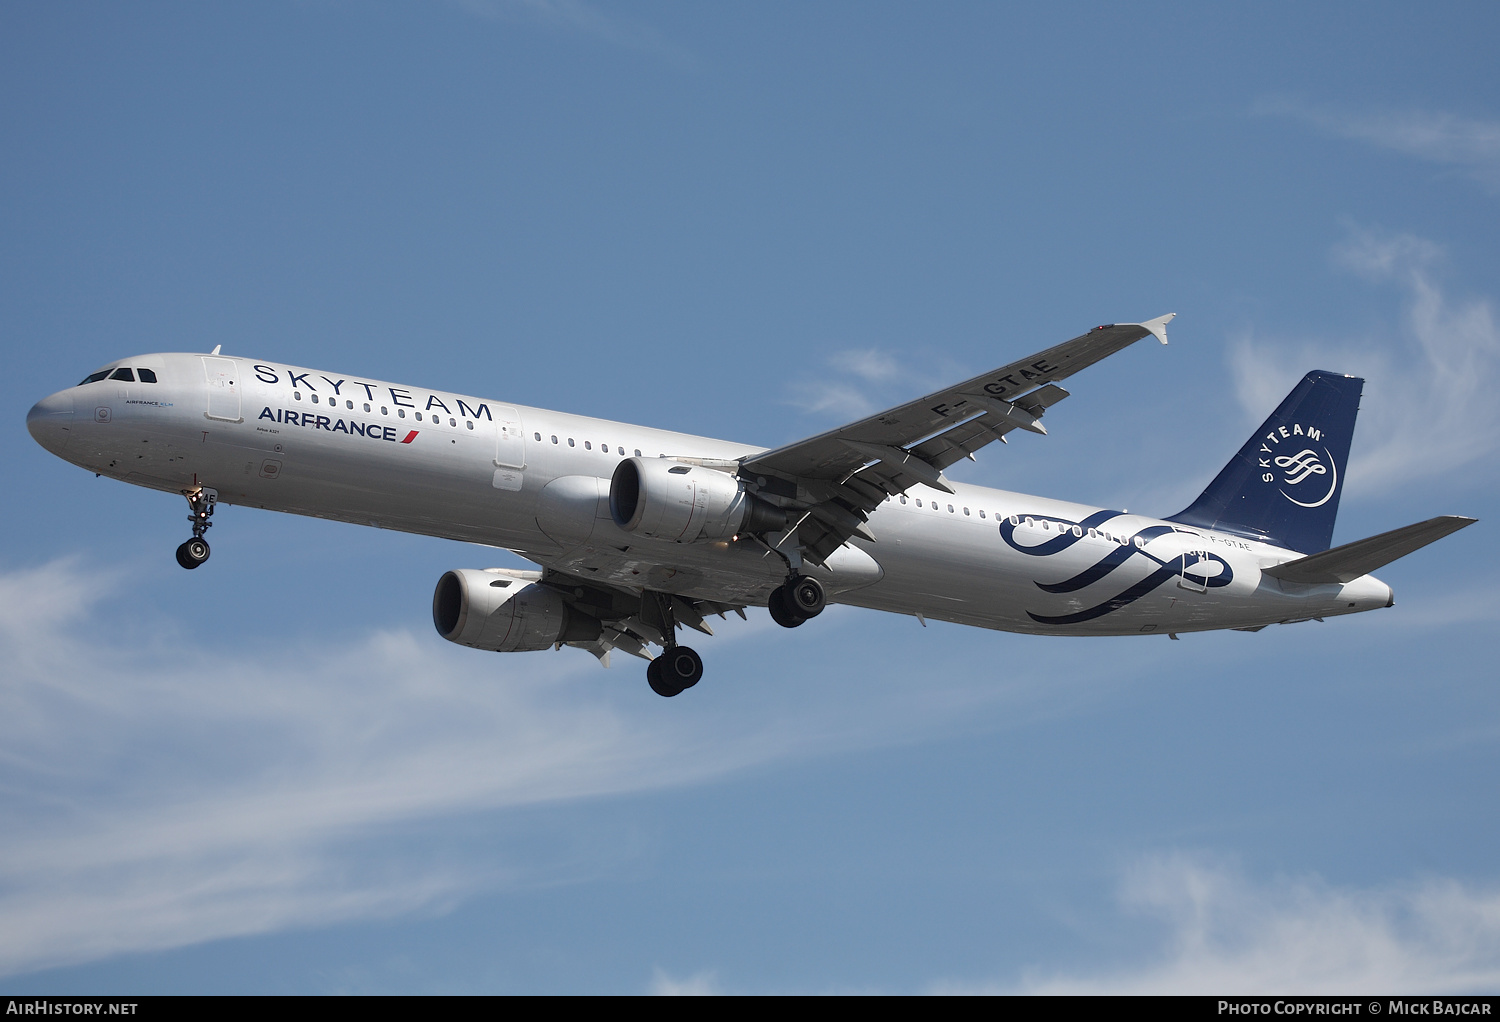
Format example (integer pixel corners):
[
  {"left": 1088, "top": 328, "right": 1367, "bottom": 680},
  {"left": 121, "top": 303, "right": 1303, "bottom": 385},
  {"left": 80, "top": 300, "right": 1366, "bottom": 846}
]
[
  {"left": 1131, "top": 313, "right": 1175, "bottom": 345},
  {"left": 209, "top": 344, "right": 223, "bottom": 355}
]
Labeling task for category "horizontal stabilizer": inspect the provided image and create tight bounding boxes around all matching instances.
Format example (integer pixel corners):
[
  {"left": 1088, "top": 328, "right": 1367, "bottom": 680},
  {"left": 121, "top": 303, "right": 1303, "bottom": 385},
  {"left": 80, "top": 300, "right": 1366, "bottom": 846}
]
[{"left": 1262, "top": 515, "right": 1476, "bottom": 584}]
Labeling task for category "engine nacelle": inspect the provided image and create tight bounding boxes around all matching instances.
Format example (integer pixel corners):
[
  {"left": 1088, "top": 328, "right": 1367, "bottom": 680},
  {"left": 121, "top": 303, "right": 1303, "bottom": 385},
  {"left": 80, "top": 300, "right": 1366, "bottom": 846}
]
[
  {"left": 433, "top": 569, "right": 601, "bottom": 652},
  {"left": 609, "top": 458, "right": 788, "bottom": 543}
]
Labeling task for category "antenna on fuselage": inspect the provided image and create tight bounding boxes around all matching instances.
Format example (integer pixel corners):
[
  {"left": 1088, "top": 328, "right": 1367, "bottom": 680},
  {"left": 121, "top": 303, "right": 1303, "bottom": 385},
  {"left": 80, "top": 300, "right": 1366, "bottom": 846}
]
[{"left": 209, "top": 344, "right": 222, "bottom": 355}]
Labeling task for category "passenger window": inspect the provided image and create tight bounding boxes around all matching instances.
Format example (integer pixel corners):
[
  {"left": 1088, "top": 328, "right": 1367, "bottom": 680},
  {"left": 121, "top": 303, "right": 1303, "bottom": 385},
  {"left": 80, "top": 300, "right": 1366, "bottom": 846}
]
[
  {"left": 551, "top": 435, "right": 558, "bottom": 444},
  {"left": 1072, "top": 526, "right": 1083, "bottom": 537},
  {"left": 948, "top": 504, "right": 955, "bottom": 513},
  {"left": 449, "top": 418, "right": 456, "bottom": 427},
  {"left": 634, "top": 449, "right": 642, "bottom": 457},
  {"left": 915, "top": 499, "right": 923, "bottom": 508},
  {"left": 963, "top": 507, "right": 970, "bottom": 516},
  {"left": 381, "top": 406, "right": 388, "bottom": 415},
  {"left": 584, "top": 442, "right": 591, "bottom": 450},
  {"left": 1134, "top": 536, "right": 1145, "bottom": 548},
  {"left": 136, "top": 368, "right": 158, "bottom": 383},
  {"left": 398, "top": 409, "right": 405, "bottom": 418},
  {"left": 363, "top": 403, "right": 371, "bottom": 412},
  {"left": 295, "top": 391, "right": 303, "bottom": 401},
  {"left": 979, "top": 510, "right": 986, "bottom": 519},
  {"left": 347, "top": 400, "right": 354, "bottom": 410},
  {"left": 899, "top": 495, "right": 907, "bottom": 504},
  {"left": 466, "top": 421, "right": 473, "bottom": 430},
  {"left": 415, "top": 412, "right": 423, "bottom": 421},
  {"left": 110, "top": 368, "right": 134, "bottom": 382},
  {"left": 534, "top": 432, "right": 541, "bottom": 441},
  {"left": 568, "top": 438, "right": 575, "bottom": 447},
  {"left": 311, "top": 394, "right": 319, "bottom": 404}
]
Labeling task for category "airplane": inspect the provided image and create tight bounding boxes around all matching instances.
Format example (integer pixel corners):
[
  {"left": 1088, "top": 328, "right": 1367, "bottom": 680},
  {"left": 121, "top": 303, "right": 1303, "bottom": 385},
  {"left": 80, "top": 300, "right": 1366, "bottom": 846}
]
[{"left": 26, "top": 314, "right": 1475, "bottom": 697}]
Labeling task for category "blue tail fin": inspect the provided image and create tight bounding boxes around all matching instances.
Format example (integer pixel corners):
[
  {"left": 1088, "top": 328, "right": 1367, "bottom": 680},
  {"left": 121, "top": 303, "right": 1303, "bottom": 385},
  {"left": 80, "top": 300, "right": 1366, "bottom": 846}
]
[{"left": 1169, "top": 371, "right": 1363, "bottom": 553}]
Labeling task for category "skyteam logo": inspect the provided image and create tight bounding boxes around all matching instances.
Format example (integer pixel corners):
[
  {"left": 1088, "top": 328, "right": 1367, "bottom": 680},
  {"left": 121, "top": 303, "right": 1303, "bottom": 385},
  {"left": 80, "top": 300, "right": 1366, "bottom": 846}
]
[{"left": 1258, "top": 422, "right": 1338, "bottom": 509}]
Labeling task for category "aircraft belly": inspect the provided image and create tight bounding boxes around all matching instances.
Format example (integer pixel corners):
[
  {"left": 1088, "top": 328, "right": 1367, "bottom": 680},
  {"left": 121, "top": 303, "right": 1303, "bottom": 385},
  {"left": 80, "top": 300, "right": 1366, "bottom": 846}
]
[{"left": 844, "top": 506, "right": 1040, "bottom": 630}]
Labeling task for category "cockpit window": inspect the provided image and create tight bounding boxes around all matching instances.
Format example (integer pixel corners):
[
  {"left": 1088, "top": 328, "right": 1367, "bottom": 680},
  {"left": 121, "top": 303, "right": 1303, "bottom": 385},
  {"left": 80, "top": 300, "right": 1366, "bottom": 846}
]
[
  {"left": 109, "top": 368, "right": 135, "bottom": 382},
  {"left": 137, "top": 368, "right": 158, "bottom": 383},
  {"left": 78, "top": 370, "right": 113, "bottom": 386}
]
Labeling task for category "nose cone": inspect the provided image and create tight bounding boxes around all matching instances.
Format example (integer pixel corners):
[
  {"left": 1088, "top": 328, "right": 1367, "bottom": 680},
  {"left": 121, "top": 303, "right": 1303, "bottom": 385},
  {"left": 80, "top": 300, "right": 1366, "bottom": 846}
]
[{"left": 27, "top": 389, "right": 74, "bottom": 455}]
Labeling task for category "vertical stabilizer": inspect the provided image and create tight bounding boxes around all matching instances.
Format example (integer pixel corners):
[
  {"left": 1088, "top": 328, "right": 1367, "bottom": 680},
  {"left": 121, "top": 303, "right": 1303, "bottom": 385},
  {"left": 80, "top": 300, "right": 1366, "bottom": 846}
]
[{"left": 1169, "top": 371, "right": 1363, "bottom": 553}]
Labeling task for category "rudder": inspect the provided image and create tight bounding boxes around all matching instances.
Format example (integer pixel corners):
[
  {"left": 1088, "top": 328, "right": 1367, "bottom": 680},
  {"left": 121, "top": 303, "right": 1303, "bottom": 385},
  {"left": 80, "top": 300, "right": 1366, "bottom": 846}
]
[{"left": 1169, "top": 371, "right": 1363, "bottom": 553}]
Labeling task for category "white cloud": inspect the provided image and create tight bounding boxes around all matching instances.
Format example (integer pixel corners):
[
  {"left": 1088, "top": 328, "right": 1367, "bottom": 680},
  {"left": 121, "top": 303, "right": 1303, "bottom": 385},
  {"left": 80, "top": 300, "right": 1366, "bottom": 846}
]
[
  {"left": 649, "top": 968, "right": 723, "bottom": 995},
  {"left": 936, "top": 853, "right": 1500, "bottom": 995},
  {"left": 0, "top": 560, "right": 1118, "bottom": 978},
  {"left": 786, "top": 379, "right": 882, "bottom": 420},
  {"left": 786, "top": 348, "right": 945, "bottom": 423},
  {"left": 827, "top": 349, "right": 903, "bottom": 384},
  {"left": 1229, "top": 227, "right": 1500, "bottom": 494},
  {"left": 1258, "top": 100, "right": 1500, "bottom": 192}
]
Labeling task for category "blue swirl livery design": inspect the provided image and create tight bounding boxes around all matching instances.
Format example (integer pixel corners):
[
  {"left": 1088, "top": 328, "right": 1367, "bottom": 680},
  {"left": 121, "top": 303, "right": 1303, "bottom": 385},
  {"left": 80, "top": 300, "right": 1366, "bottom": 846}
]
[{"left": 1001, "top": 511, "right": 1234, "bottom": 624}]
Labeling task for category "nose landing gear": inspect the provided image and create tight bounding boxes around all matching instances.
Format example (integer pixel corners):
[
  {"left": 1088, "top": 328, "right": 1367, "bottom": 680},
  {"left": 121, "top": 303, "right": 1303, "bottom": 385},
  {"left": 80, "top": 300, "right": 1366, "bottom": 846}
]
[
  {"left": 175, "top": 488, "right": 217, "bottom": 570},
  {"left": 768, "top": 574, "right": 825, "bottom": 628}
]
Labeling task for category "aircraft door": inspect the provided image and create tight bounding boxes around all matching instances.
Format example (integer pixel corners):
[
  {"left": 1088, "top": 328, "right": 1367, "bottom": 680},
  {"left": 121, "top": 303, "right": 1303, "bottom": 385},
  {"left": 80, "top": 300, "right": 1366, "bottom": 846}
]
[
  {"left": 1178, "top": 550, "right": 1216, "bottom": 593},
  {"left": 493, "top": 404, "right": 525, "bottom": 492},
  {"left": 202, "top": 357, "right": 243, "bottom": 422}
]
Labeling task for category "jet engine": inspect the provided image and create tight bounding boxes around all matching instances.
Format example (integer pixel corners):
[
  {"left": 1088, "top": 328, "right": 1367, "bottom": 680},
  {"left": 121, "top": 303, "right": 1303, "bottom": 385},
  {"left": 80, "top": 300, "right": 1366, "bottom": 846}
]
[
  {"left": 433, "top": 569, "right": 601, "bottom": 652},
  {"left": 609, "top": 458, "right": 787, "bottom": 543}
]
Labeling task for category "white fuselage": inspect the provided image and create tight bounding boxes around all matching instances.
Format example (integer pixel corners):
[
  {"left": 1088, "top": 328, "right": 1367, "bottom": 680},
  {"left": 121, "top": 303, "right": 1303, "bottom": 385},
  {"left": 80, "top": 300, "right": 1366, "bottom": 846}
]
[{"left": 28, "top": 352, "right": 1394, "bottom": 636}]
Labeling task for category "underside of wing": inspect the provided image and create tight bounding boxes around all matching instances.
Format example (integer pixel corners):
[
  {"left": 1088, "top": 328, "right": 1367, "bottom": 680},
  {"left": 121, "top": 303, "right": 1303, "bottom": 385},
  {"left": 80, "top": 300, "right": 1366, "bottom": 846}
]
[{"left": 540, "top": 568, "right": 748, "bottom": 665}]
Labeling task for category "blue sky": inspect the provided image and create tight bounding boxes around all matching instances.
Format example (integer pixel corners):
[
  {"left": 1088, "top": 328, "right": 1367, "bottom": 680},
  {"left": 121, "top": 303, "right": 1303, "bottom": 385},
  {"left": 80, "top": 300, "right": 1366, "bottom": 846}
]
[{"left": 3, "top": 0, "right": 1498, "bottom": 994}]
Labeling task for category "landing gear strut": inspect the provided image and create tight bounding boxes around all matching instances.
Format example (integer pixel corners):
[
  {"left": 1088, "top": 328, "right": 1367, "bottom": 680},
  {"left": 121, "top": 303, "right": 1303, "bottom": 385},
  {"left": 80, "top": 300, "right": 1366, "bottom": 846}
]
[
  {"left": 768, "top": 574, "right": 825, "bottom": 629},
  {"left": 644, "top": 591, "right": 705, "bottom": 697},
  {"left": 175, "top": 488, "right": 216, "bottom": 570}
]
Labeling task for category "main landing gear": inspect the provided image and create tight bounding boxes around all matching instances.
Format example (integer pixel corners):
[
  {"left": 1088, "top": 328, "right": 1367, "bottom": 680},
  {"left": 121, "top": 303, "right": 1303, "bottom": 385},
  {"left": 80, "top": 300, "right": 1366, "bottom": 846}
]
[
  {"left": 175, "top": 488, "right": 217, "bottom": 570},
  {"left": 648, "top": 646, "right": 704, "bottom": 698},
  {"left": 767, "top": 574, "right": 826, "bottom": 629},
  {"left": 644, "top": 590, "right": 705, "bottom": 698}
]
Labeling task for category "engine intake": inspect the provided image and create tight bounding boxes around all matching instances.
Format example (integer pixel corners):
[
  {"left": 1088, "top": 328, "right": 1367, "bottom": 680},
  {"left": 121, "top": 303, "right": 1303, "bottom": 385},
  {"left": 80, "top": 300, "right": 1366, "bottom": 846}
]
[
  {"left": 609, "top": 458, "right": 788, "bottom": 543},
  {"left": 433, "top": 569, "right": 601, "bottom": 652}
]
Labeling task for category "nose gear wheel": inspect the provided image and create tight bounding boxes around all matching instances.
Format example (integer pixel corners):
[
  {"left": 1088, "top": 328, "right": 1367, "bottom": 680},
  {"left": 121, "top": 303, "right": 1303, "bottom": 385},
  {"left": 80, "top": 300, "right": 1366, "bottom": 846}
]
[{"left": 176, "top": 538, "right": 211, "bottom": 570}]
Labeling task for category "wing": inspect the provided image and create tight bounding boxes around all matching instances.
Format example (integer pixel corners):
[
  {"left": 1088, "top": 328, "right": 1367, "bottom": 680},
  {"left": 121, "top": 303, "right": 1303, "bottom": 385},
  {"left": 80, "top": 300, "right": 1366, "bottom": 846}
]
[{"left": 738, "top": 314, "right": 1175, "bottom": 565}]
